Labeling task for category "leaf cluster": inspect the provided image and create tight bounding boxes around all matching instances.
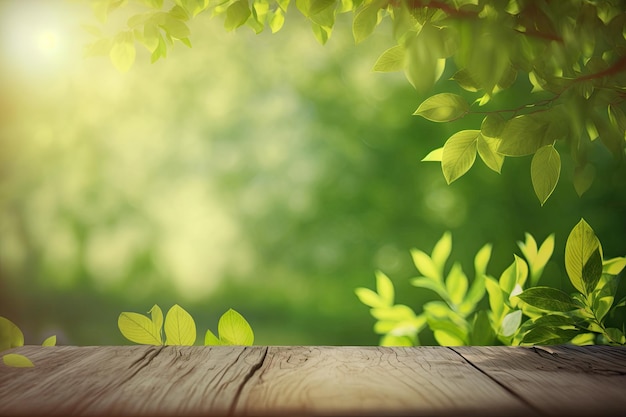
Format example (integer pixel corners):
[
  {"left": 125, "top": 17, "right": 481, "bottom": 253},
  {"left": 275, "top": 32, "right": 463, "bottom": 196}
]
[
  {"left": 356, "top": 218, "right": 626, "bottom": 346},
  {"left": 118, "top": 304, "right": 255, "bottom": 346},
  {"left": 0, "top": 317, "right": 56, "bottom": 368}
]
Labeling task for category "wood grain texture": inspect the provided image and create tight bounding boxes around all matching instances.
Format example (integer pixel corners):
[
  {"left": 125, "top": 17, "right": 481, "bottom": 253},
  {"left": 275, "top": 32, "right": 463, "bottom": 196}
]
[
  {"left": 235, "top": 346, "right": 538, "bottom": 416},
  {"left": 452, "top": 345, "right": 626, "bottom": 417},
  {"left": 1, "top": 345, "right": 625, "bottom": 417}
]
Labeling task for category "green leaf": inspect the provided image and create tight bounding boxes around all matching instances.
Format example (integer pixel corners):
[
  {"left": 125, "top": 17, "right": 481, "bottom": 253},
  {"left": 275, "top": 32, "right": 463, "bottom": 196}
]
[
  {"left": 411, "top": 277, "right": 449, "bottom": 301},
  {"left": 413, "top": 93, "right": 469, "bottom": 122},
  {"left": 474, "top": 244, "right": 492, "bottom": 277},
  {"left": 373, "top": 45, "right": 404, "bottom": 72},
  {"left": 309, "top": 0, "right": 335, "bottom": 15},
  {"left": 218, "top": 309, "right": 254, "bottom": 345},
  {"left": 42, "top": 335, "right": 56, "bottom": 347},
  {"left": 433, "top": 329, "right": 465, "bottom": 346},
  {"left": 224, "top": 0, "right": 251, "bottom": 31},
  {"left": 480, "top": 113, "right": 506, "bottom": 138},
  {"left": 532, "top": 314, "right": 579, "bottom": 327},
  {"left": 470, "top": 310, "right": 495, "bottom": 346},
  {"left": 461, "top": 272, "right": 485, "bottom": 315},
  {"left": 573, "top": 164, "right": 596, "bottom": 197},
  {"left": 380, "top": 334, "right": 414, "bottom": 346},
  {"left": 498, "top": 115, "right": 552, "bottom": 156},
  {"left": 421, "top": 147, "right": 443, "bottom": 162},
  {"left": 499, "top": 260, "right": 517, "bottom": 295},
  {"left": 0, "top": 317, "right": 24, "bottom": 352},
  {"left": 476, "top": 133, "right": 504, "bottom": 173},
  {"left": 411, "top": 248, "right": 440, "bottom": 280},
  {"left": 109, "top": 33, "right": 136, "bottom": 72},
  {"left": 565, "top": 219, "right": 601, "bottom": 295},
  {"left": 441, "top": 130, "right": 479, "bottom": 184},
  {"left": 353, "top": 1, "right": 380, "bottom": 44},
  {"left": 164, "top": 304, "right": 196, "bottom": 345},
  {"left": 516, "top": 287, "right": 579, "bottom": 312},
  {"left": 161, "top": 14, "right": 190, "bottom": 39},
  {"left": 375, "top": 270, "right": 394, "bottom": 306},
  {"left": 531, "top": 144, "right": 561, "bottom": 206},
  {"left": 499, "top": 310, "right": 522, "bottom": 337},
  {"left": 269, "top": 8, "right": 285, "bottom": 33},
  {"left": 603, "top": 257, "right": 626, "bottom": 275},
  {"left": 445, "top": 263, "right": 468, "bottom": 306},
  {"left": 451, "top": 68, "right": 480, "bottom": 92},
  {"left": 431, "top": 232, "right": 451, "bottom": 271},
  {"left": 118, "top": 311, "right": 162, "bottom": 345},
  {"left": 204, "top": 329, "right": 222, "bottom": 346},
  {"left": 149, "top": 304, "right": 164, "bottom": 335},
  {"left": 485, "top": 276, "right": 504, "bottom": 323},
  {"left": 311, "top": 22, "right": 332, "bottom": 45},
  {"left": 582, "top": 248, "right": 603, "bottom": 296},
  {"left": 370, "top": 305, "right": 416, "bottom": 321},
  {"left": 2, "top": 353, "right": 34, "bottom": 368},
  {"left": 355, "top": 287, "right": 386, "bottom": 308}
]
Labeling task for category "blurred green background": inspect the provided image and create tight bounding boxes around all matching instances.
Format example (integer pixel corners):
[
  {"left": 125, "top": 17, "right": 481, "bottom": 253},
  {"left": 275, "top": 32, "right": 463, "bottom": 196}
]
[{"left": 1, "top": 1, "right": 625, "bottom": 346}]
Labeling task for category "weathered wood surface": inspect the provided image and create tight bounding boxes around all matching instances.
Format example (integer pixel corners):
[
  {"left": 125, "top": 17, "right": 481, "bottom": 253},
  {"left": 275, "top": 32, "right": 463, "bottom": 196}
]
[{"left": 1, "top": 345, "right": 625, "bottom": 417}]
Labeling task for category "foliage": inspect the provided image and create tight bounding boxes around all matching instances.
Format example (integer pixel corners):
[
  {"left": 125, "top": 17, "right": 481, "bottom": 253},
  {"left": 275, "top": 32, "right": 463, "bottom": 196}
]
[
  {"left": 0, "top": 316, "right": 56, "bottom": 367},
  {"left": 82, "top": 0, "right": 626, "bottom": 204},
  {"left": 356, "top": 218, "right": 626, "bottom": 346},
  {"left": 118, "top": 304, "right": 254, "bottom": 345}
]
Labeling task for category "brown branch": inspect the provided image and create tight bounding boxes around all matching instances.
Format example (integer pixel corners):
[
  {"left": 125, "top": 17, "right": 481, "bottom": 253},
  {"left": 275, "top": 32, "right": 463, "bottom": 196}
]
[
  {"left": 514, "top": 28, "right": 563, "bottom": 43},
  {"left": 575, "top": 56, "right": 626, "bottom": 83}
]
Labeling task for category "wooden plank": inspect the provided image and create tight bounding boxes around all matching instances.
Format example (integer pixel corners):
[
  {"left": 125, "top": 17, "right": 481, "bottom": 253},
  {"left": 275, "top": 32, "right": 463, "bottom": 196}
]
[
  {"left": 452, "top": 345, "right": 626, "bottom": 417},
  {"left": 0, "top": 345, "right": 267, "bottom": 416},
  {"left": 235, "top": 346, "right": 538, "bottom": 416}
]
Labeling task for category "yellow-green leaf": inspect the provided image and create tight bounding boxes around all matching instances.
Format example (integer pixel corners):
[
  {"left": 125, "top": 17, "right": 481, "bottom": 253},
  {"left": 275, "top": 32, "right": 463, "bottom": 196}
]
[
  {"left": 224, "top": 0, "right": 251, "bottom": 31},
  {"left": 603, "top": 257, "right": 626, "bottom": 275},
  {"left": 269, "top": 8, "right": 285, "bottom": 33},
  {"left": 375, "top": 270, "right": 394, "bottom": 306},
  {"left": 109, "top": 35, "right": 136, "bottom": 72},
  {"left": 0, "top": 317, "right": 24, "bottom": 352},
  {"left": 42, "top": 335, "right": 56, "bottom": 347},
  {"left": 164, "top": 304, "right": 196, "bottom": 346},
  {"left": 414, "top": 93, "right": 470, "bottom": 122},
  {"left": 355, "top": 287, "right": 385, "bottom": 308},
  {"left": 3, "top": 353, "right": 34, "bottom": 368},
  {"left": 565, "top": 219, "right": 601, "bottom": 295},
  {"left": 477, "top": 133, "right": 504, "bottom": 173},
  {"left": 204, "top": 329, "right": 222, "bottom": 346},
  {"left": 531, "top": 144, "right": 560, "bottom": 206},
  {"left": 309, "top": 0, "right": 335, "bottom": 15},
  {"left": 373, "top": 45, "right": 404, "bottom": 72},
  {"left": 118, "top": 312, "right": 162, "bottom": 345},
  {"left": 573, "top": 164, "right": 595, "bottom": 197},
  {"left": 218, "top": 309, "right": 254, "bottom": 345},
  {"left": 498, "top": 115, "right": 552, "bottom": 156},
  {"left": 353, "top": 2, "right": 380, "bottom": 44},
  {"left": 441, "top": 130, "right": 479, "bottom": 184},
  {"left": 149, "top": 304, "right": 164, "bottom": 333},
  {"left": 421, "top": 147, "right": 443, "bottom": 162}
]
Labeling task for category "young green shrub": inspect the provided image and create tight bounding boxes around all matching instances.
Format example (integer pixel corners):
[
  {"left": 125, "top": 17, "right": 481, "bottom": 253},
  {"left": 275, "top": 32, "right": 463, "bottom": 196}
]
[{"left": 357, "top": 218, "right": 625, "bottom": 346}]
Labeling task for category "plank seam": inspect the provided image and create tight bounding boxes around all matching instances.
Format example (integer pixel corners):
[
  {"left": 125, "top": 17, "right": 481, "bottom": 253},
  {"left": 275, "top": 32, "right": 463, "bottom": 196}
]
[
  {"left": 448, "top": 347, "right": 549, "bottom": 417},
  {"left": 228, "top": 346, "right": 269, "bottom": 416}
]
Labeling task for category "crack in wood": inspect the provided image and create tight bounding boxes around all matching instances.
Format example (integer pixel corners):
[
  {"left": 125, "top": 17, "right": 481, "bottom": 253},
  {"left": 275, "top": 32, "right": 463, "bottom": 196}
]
[
  {"left": 447, "top": 347, "right": 549, "bottom": 417},
  {"left": 228, "top": 346, "right": 269, "bottom": 416}
]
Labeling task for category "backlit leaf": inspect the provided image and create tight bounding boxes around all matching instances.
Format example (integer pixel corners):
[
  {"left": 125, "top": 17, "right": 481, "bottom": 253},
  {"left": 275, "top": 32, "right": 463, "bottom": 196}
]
[
  {"left": 42, "top": 335, "right": 57, "bottom": 347},
  {"left": 355, "top": 287, "right": 385, "bottom": 308},
  {"left": 521, "top": 327, "right": 579, "bottom": 345},
  {"left": 373, "top": 45, "right": 404, "bottom": 72},
  {"left": 582, "top": 248, "right": 603, "bottom": 295},
  {"left": 375, "top": 270, "right": 394, "bottom": 306},
  {"left": 445, "top": 263, "right": 468, "bottom": 306},
  {"left": 149, "top": 304, "right": 164, "bottom": 334},
  {"left": 473, "top": 244, "right": 492, "bottom": 277},
  {"left": 531, "top": 144, "right": 560, "bottom": 205},
  {"left": 421, "top": 147, "right": 443, "bottom": 162},
  {"left": 516, "top": 287, "right": 579, "bottom": 312},
  {"left": 441, "top": 130, "right": 479, "bottom": 184},
  {"left": 109, "top": 33, "right": 136, "bottom": 72},
  {"left": 370, "top": 305, "right": 416, "bottom": 321},
  {"left": 309, "top": 0, "right": 335, "bottom": 15},
  {"left": 0, "top": 317, "right": 24, "bottom": 352},
  {"left": 218, "top": 309, "right": 254, "bottom": 345},
  {"left": 414, "top": 93, "right": 470, "bottom": 122},
  {"left": 204, "top": 329, "right": 222, "bottom": 346},
  {"left": 498, "top": 115, "right": 551, "bottom": 156},
  {"left": 565, "top": 219, "right": 601, "bottom": 295},
  {"left": 480, "top": 114, "right": 506, "bottom": 138},
  {"left": 269, "top": 9, "right": 285, "bottom": 33},
  {"left": 431, "top": 232, "right": 451, "bottom": 271},
  {"left": 470, "top": 310, "right": 495, "bottom": 346},
  {"left": 118, "top": 312, "right": 162, "bottom": 345},
  {"left": 224, "top": 0, "right": 251, "bottom": 31},
  {"left": 603, "top": 257, "right": 626, "bottom": 275},
  {"left": 411, "top": 249, "right": 440, "bottom": 280},
  {"left": 2, "top": 354, "right": 34, "bottom": 368},
  {"left": 477, "top": 133, "right": 504, "bottom": 173},
  {"left": 164, "top": 304, "right": 196, "bottom": 345},
  {"left": 573, "top": 164, "right": 595, "bottom": 197},
  {"left": 353, "top": 1, "right": 380, "bottom": 44}
]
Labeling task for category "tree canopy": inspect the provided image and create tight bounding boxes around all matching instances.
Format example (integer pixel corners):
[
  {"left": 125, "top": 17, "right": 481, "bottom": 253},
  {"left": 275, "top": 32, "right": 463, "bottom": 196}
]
[{"left": 85, "top": 0, "right": 626, "bottom": 205}]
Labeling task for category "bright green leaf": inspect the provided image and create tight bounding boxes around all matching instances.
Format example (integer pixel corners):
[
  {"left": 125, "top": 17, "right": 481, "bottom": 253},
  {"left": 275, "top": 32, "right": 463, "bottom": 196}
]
[
  {"left": 470, "top": 310, "right": 495, "bottom": 346},
  {"left": 164, "top": 304, "right": 196, "bottom": 346},
  {"left": 269, "top": 8, "right": 285, "bottom": 33},
  {"left": 474, "top": 244, "right": 492, "bottom": 277},
  {"left": 414, "top": 93, "right": 470, "bottom": 122},
  {"left": 476, "top": 133, "right": 504, "bottom": 173},
  {"left": 421, "top": 147, "right": 443, "bottom": 162},
  {"left": 603, "top": 257, "right": 626, "bottom": 275},
  {"left": 373, "top": 45, "right": 404, "bottom": 72},
  {"left": 224, "top": 0, "right": 251, "bottom": 31},
  {"left": 2, "top": 354, "right": 34, "bottom": 368},
  {"left": 445, "top": 263, "right": 468, "bottom": 306},
  {"left": 370, "top": 305, "right": 416, "bottom": 321},
  {"left": 565, "top": 219, "right": 601, "bottom": 295},
  {"left": 109, "top": 34, "right": 136, "bottom": 72},
  {"left": 441, "top": 130, "right": 479, "bottom": 184},
  {"left": 375, "top": 270, "right": 394, "bottom": 306},
  {"left": 411, "top": 248, "right": 440, "bottom": 280},
  {"left": 204, "top": 329, "right": 222, "bottom": 346},
  {"left": 498, "top": 115, "right": 552, "bottom": 156},
  {"left": 355, "top": 287, "right": 386, "bottom": 308},
  {"left": 431, "top": 232, "right": 451, "bottom": 271},
  {"left": 42, "top": 335, "right": 56, "bottom": 347},
  {"left": 218, "top": 309, "right": 254, "bottom": 345},
  {"left": 0, "top": 317, "right": 24, "bottom": 352},
  {"left": 531, "top": 144, "right": 561, "bottom": 205},
  {"left": 118, "top": 312, "right": 162, "bottom": 345}
]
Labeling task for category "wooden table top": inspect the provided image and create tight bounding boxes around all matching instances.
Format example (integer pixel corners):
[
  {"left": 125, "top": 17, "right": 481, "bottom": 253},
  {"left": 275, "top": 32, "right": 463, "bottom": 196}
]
[{"left": 1, "top": 345, "right": 625, "bottom": 416}]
